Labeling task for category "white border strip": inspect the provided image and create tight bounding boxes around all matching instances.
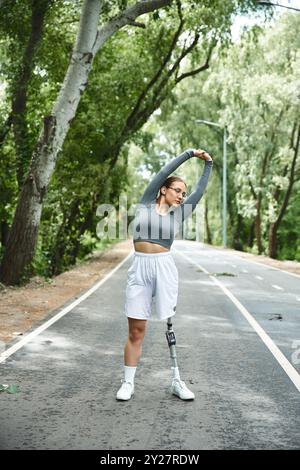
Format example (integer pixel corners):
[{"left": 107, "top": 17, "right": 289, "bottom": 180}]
[
  {"left": 0, "top": 250, "right": 133, "bottom": 364},
  {"left": 175, "top": 249, "right": 300, "bottom": 393}
]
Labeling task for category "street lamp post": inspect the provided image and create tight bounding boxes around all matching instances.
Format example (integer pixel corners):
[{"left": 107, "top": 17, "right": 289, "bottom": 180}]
[{"left": 195, "top": 119, "right": 227, "bottom": 247}]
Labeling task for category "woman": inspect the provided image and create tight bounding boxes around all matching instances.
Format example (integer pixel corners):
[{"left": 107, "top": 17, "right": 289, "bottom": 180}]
[{"left": 117, "top": 148, "right": 213, "bottom": 401}]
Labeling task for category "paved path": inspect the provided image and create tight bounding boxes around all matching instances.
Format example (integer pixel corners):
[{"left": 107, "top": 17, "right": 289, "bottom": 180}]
[{"left": 1, "top": 241, "right": 300, "bottom": 450}]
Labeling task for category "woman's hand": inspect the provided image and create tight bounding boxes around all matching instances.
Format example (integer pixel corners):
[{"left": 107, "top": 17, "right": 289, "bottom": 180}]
[{"left": 194, "top": 149, "right": 213, "bottom": 162}]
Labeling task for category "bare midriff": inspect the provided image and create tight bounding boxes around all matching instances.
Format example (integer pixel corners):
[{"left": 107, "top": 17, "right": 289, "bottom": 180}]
[{"left": 134, "top": 241, "right": 169, "bottom": 253}]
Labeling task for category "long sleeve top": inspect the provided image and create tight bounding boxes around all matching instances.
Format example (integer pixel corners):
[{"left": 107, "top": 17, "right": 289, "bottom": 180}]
[{"left": 132, "top": 149, "right": 213, "bottom": 249}]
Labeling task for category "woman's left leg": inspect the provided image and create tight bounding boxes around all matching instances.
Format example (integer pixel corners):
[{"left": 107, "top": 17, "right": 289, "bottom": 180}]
[{"left": 156, "top": 255, "right": 195, "bottom": 400}]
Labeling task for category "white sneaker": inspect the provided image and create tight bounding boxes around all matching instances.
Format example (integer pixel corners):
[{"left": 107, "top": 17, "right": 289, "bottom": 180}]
[
  {"left": 116, "top": 381, "right": 134, "bottom": 401},
  {"left": 171, "top": 379, "right": 195, "bottom": 400}
]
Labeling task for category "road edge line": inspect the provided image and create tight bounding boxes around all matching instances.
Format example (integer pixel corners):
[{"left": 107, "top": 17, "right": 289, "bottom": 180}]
[{"left": 175, "top": 249, "right": 300, "bottom": 393}]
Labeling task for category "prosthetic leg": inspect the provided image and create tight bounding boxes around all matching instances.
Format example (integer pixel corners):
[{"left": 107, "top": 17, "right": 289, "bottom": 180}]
[
  {"left": 165, "top": 316, "right": 195, "bottom": 400},
  {"left": 165, "top": 317, "right": 181, "bottom": 381}
]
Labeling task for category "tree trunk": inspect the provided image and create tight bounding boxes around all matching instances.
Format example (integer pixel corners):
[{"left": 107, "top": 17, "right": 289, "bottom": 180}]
[
  {"left": 0, "top": 175, "right": 42, "bottom": 283},
  {"left": 255, "top": 215, "right": 263, "bottom": 253},
  {"left": 268, "top": 222, "right": 278, "bottom": 259},
  {"left": 233, "top": 213, "right": 244, "bottom": 251},
  {"left": 255, "top": 197, "right": 263, "bottom": 254},
  {"left": 0, "top": 221, "right": 9, "bottom": 247},
  {"left": 247, "top": 220, "right": 255, "bottom": 247},
  {"left": 268, "top": 122, "right": 300, "bottom": 259},
  {"left": 12, "top": 0, "right": 50, "bottom": 188},
  {"left": 204, "top": 199, "right": 212, "bottom": 244}
]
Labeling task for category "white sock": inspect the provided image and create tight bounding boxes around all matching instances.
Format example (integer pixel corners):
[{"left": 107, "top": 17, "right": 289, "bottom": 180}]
[
  {"left": 124, "top": 365, "right": 137, "bottom": 384},
  {"left": 171, "top": 366, "right": 181, "bottom": 381}
]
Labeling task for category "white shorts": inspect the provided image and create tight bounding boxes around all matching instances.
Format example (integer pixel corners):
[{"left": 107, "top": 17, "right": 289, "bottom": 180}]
[{"left": 124, "top": 251, "right": 179, "bottom": 321}]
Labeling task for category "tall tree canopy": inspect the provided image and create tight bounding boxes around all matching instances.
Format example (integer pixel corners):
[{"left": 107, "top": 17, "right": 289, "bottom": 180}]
[{"left": 0, "top": 0, "right": 264, "bottom": 284}]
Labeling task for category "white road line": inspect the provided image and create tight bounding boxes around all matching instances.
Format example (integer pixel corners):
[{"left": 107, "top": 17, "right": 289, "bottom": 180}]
[
  {"left": 175, "top": 249, "right": 300, "bottom": 393},
  {"left": 255, "top": 275, "right": 264, "bottom": 280},
  {"left": 231, "top": 264, "right": 237, "bottom": 268},
  {"left": 0, "top": 250, "right": 133, "bottom": 364},
  {"left": 242, "top": 269, "right": 248, "bottom": 273},
  {"left": 297, "top": 298, "right": 300, "bottom": 302},
  {"left": 272, "top": 284, "right": 284, "bottom": 291}
]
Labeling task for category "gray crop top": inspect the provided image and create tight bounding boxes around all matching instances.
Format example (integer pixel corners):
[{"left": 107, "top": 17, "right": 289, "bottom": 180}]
[{"left": 132, "top": 149, "right": 213, "bottom": 249}]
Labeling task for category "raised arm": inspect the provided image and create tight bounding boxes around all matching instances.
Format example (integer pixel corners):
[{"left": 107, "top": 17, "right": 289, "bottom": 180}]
[
  {"left": 140, "top": 149, "right": 194, "bottom": 204},
  {"left": 180, "top": 151, "right": 213, "bottom": 221}
]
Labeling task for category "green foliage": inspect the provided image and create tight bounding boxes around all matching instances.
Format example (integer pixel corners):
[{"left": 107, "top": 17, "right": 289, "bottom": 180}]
[
  {"left": 276, "top": 181, "right": 300, "bottom": 261},
  {"left": 0, "top": 0, "right": 273, "bottom": 282},
  {"left": 139, "top": 12, "right": 300, "bottom": 258},
  {"left": 211, "top": 13, "right": 300, "bottom": 256}
]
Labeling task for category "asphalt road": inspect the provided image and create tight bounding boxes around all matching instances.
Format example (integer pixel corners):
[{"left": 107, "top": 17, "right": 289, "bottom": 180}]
[{"left": 1, "top": 240, "right": 300, "bottom": 450}]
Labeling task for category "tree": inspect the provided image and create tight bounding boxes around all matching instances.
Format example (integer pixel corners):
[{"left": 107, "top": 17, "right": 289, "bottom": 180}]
[
  {"left": 207, "top": 13, "right": 300, "bottom": 256},
  {"left": 141, "top": 12, "right": 300, "bottom": 258},
  {"left": 0, "top": 0, "right": 259, "bottom": 283},
  {"left": 0, "top": 0, "right": 173, "bottom": 285},
  {"left": 0, "top": 0, "right": 78, "bottom": 252}
]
